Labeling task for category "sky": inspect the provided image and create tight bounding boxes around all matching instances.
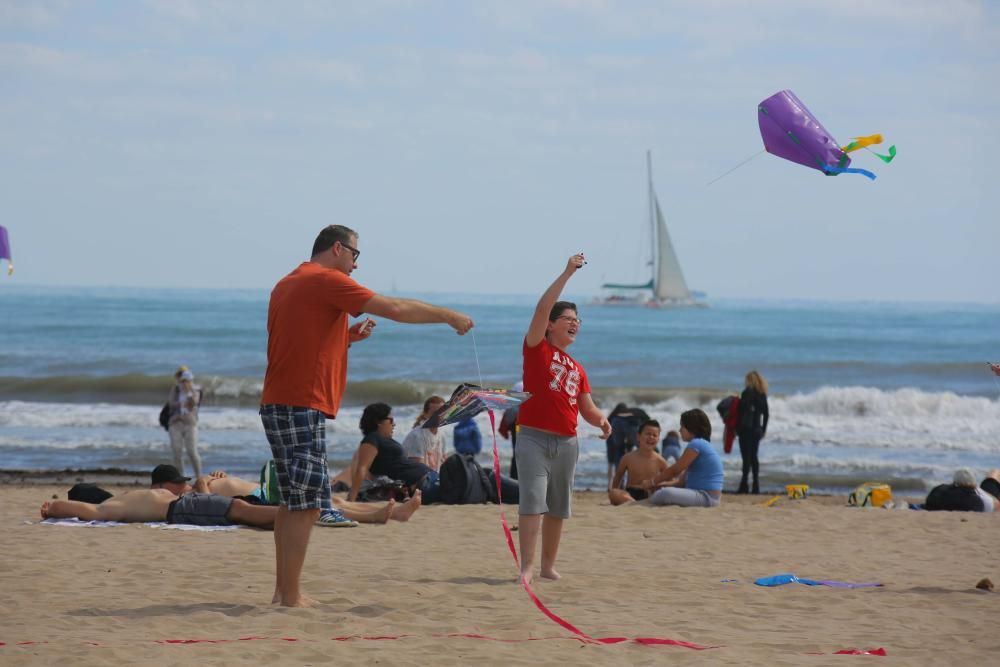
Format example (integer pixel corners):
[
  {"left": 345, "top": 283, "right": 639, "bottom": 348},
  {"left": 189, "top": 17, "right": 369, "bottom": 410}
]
[{"left": 1, "top": 0, "right": 998, "bottom": 302}]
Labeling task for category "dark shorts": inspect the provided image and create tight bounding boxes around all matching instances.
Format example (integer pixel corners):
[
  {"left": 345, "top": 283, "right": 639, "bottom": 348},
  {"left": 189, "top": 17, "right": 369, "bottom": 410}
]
[
  {"left": 627, "top": 487, "right": 649, "bottom": 501},
  {"left": 167, "top": 493, "right": 234, "bottom": 526},
  {"left": 260, "top": 404, "right": 330, "bottom": 512}
]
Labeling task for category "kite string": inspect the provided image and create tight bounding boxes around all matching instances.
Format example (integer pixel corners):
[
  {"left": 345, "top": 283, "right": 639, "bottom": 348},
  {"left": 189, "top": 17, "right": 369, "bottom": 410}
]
[
  {"left": 470, "top": 330, "right": 484, "bottom": 388},
  {"left": 706, "top": 149, "right": 765, "bottom": 187}
]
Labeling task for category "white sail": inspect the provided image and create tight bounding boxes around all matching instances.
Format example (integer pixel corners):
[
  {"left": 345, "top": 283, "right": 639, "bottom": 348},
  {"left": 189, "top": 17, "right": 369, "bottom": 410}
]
[{"left": 652, "top": 194, "right": 691, "bottom": 301}]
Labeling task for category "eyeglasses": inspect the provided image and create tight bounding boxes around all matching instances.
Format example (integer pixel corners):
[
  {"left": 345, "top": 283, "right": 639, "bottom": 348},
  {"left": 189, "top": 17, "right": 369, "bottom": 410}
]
[
  {"left": 382, "top": 417, "right": 395, "bottom": 425},
  {"left": 338, "top": 241, "right": 361, "bottom": 262},
  {"left": 556, "top": 316, "right": 582, "bottom": 325}
]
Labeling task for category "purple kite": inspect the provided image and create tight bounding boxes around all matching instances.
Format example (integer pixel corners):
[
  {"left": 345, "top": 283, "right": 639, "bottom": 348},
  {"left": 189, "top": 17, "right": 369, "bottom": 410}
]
[
  {"left": 758, "top": 90, "right": 895, "bottom": 181},
  {"left": 422, "top": 383, "right": 530, "bottom": 430},
  {"left": 0, "top": 225, "right": 11, "bottom": 275}
]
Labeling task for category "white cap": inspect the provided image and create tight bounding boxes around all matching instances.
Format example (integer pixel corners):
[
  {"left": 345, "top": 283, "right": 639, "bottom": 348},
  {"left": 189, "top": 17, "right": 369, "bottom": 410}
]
[
  {"left": 180, "top": 370, "right": 194, "bottom": 382},
  {"left": 953, "top": 468, "right": 977, "bottom": 487}
]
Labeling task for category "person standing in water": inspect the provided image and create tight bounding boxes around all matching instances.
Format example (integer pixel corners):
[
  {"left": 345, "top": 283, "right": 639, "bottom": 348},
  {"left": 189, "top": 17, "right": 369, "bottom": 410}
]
[{"left": 516, "top": 253, "right": 611, "bottom": 584}]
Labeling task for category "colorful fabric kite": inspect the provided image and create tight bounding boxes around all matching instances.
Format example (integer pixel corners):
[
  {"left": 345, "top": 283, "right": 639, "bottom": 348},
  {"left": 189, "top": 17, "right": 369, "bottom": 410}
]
[
  {"left": 988, "top": 362, "right": 1000, "bottom": 377},
  {"left": 758, "top": 90, "right": 896, "bottom": 181},
  {"left": 0, "top": 225, "right": 12, "bottom": 275},
  {"left": 754, "top": 573, "right": 882, "bottom": 589},
  {"left": 422, "top": 383, "right": 531, "bottom": 429}
]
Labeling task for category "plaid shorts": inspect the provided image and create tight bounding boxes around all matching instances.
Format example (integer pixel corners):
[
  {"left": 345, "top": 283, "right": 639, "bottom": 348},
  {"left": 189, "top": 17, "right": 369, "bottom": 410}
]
[{"left": 260, "top": 404, "right": 330, "bottom": 512}]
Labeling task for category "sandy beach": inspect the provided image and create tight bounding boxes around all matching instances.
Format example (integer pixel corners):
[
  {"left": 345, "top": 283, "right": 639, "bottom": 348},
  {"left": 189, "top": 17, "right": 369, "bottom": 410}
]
[{"left": 2, "top": 484, "right": 997, "bottom": 666}]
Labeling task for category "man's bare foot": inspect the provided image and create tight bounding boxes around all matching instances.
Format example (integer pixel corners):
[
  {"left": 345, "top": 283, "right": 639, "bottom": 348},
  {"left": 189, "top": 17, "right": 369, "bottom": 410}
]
[
  {"left": 280, "top": 594, "right": 319, "bottom": 608},
  {"left": 391, "top": 490, "right": 421, "bottom": 522},
  {"left": 540, "top": 568, "right": 561, "bottom": 581},
  {"left": 520, "top": 569, "right": 533, "bottom": 586},
  {"left": 373, "top": 498, "right": 395, "bottom": 524},
  {"left": 40, "top": 501, "right": 51, "bottom": 519}
]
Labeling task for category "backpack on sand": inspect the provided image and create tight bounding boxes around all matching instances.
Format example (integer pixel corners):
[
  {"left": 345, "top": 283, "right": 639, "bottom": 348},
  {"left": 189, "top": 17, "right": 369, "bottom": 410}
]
[
  {"left": 848, "top": 482, "right": 892, "bottom": 508},
  {"left": 438, "top": 453, "right": 497, "bottom": 505}
]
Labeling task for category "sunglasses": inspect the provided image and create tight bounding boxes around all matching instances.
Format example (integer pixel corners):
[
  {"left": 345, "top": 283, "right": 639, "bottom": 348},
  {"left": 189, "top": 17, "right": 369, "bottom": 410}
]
[
  {"left": 556, "top": 316, "right": 582, "bottom": 325},
  {"left": 338, "top": 241, "right": 361, "bottom": 262}
]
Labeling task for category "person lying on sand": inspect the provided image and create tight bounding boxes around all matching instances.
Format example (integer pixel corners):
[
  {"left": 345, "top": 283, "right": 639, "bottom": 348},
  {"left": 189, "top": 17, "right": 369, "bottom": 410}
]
[
  {"left": 40, "top": 488, "right": 276, "bottom": 528},
  {"left": 150, "top": 464, "right": 421, "bottom": 524},
  {"left": 925, "top": 468, "right": 1000, "bottom": 512},
  {"left": 609, "top": 420, "right": 670, "bottom": 505}
]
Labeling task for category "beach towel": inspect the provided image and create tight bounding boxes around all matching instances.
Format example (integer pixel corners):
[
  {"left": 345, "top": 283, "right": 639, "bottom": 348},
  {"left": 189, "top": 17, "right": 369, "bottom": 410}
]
[{"left": 38, "top": 518, "right": 244, "bottom": 531}]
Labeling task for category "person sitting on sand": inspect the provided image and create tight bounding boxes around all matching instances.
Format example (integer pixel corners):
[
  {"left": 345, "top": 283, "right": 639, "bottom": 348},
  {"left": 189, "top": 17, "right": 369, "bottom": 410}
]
[
  {"left": 645, "top": 409, "right": 724, "bottom": 508},
  {"left": 925, "top": 468, "right": 1000, "bottom": 512},
  {"left": 401, "top": 395, "right": 447, "bottom": 470},
  {"left": 350, "top": 403, "right": 446, "bottom": 504},
  {"left": 40, "top": 488, "right": 277, "bottom": 528},
  {"left": 149, "top": 464, "right": 421, "bottom": 524},
  {"left": 609, "top": 420, "right": 670, "bottom": 505},
  {"left": 661, "top": 430, "right": 683, "bottom": 464}
]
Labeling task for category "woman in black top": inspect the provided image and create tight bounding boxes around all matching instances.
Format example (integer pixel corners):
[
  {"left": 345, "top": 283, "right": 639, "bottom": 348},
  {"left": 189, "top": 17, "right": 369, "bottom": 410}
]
[
  {"left": 736, "top": 370, "right": 769, "bottom": 494},
  {"left": 348, "top": 403, "right": 442, "bottom": 503}
]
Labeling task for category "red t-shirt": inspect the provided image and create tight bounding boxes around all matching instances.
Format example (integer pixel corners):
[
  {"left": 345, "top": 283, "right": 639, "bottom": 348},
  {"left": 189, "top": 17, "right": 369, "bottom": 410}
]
[
  {"left": 261, "top": 262, "right": 375, "bottom": 417},
  {"left": 518, "top": 337, "right": 591, "bottom": 436}
]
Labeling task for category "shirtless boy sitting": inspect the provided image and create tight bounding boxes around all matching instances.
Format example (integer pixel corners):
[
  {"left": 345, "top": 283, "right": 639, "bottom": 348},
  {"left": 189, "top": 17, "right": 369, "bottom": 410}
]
[
  {"left": 609, "top": 420, "right": 671, "bottom": 506},
  {"left": 151, "top": 464, "right": 421, "bottom": 524},
  {"left": 40, "top": 487, "right": 276, "bottom": 528}
]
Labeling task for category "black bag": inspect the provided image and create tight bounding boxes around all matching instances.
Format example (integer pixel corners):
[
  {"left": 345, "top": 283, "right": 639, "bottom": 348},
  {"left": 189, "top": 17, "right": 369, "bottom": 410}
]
[
  {"left": 158, "top": 402, "right": 171, "bottom": 431},
  {"left": 356, "top": 476, "right": 410, "bottom": 502},
  {"left": 438, "top": 453, "right": 497, "bottom": 505},
  {"left": 68, "top": 483, "right": 114, "bottom": 505}
]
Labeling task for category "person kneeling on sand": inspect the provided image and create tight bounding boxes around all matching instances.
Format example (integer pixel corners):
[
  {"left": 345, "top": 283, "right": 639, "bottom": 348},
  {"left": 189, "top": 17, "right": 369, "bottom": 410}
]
[
  {"left": 150, "top": 464, "right": 422, "bottom": 524},
  {"left": 40, "top": 487, "right": 277, "bottom": 528},
  {"left": 609, "top": 420, "right": 671, "bottom": 505},
  {"left": 645, "top": 409, "right": 724, "bottom": 508}
]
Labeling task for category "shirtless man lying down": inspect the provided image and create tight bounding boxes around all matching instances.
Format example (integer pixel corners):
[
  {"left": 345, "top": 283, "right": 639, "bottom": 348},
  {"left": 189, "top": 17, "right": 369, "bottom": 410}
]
[
  {"left": 151, "top": 464, "right": 421, "bottom": 523},
  {"left": 40, "top": 488, "right": 276, "bottom": 528}
]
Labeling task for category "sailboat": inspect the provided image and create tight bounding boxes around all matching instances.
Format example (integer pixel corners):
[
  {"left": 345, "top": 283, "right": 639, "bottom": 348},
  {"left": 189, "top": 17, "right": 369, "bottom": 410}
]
[{"left": 594, "top": 151, "right": 706, "bottom": 309}]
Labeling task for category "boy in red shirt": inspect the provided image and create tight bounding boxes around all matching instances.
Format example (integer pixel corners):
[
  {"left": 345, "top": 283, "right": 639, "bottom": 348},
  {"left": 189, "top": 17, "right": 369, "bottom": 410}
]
[{"left": 516, "top": 253, "right": 611, "bottom": 584}]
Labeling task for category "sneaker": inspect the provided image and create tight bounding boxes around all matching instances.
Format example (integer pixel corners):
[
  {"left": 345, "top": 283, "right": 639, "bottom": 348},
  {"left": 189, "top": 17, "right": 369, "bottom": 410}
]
[{"left": 316, "top": 509, "right": 357, "bottom": 528}]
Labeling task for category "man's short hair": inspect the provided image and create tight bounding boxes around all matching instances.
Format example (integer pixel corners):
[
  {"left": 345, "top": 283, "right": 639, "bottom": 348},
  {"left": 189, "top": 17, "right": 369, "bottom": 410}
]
[{"left": 312, "top": 225, "right": 357, "bottom": 258}]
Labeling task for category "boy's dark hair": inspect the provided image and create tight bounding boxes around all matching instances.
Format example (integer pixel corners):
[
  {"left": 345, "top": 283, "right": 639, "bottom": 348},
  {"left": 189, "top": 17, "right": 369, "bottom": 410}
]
[
  {"left": 639, "top": 419, "right": 660, "bottom": 434},
  {"left": 548, "top": 301, "right": 577, "bottom": 322},
  {"left": 680, "top": 409, "right": 712, "bottom": 440},
  {"left": 359, "top": 402, "right": 392, "bottom": 435},
  {"left": 311, "top": 225, "right": 357, "bottom": 258}
]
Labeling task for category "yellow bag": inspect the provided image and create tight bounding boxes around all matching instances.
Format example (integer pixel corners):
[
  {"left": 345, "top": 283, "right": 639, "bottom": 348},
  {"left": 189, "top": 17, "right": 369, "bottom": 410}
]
[
  {"left": 848, "top": 482, "right": 892, "bottom": 508},
  {"left": 785, "top": 484, "right": 809, "bottom": 499}
]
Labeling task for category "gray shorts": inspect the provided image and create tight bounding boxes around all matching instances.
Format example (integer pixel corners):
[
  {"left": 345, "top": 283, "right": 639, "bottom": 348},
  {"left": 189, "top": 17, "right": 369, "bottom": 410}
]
[
  {"left": 167, "top": 493, "right": 234, "bottom": 526},
  {"left": 515, "top": 426, "right": 579, "bottom": 518}
]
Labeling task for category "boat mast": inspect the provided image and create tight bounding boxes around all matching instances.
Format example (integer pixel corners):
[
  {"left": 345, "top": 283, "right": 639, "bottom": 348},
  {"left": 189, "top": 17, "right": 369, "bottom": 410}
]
[{"left": 647, "top": 150, "right": 657, "bottom": 297}]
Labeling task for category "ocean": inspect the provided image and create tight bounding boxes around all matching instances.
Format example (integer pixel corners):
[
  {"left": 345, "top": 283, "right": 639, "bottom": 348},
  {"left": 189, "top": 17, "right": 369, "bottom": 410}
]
[{"left": 1, "top": 284, "right": 998, "bottom": 495}]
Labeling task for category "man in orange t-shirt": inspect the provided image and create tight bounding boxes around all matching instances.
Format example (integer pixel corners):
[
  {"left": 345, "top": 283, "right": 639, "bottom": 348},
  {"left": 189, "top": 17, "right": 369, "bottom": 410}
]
[{"left": 260, "top": 224, "right": 474, "bottom": 607}]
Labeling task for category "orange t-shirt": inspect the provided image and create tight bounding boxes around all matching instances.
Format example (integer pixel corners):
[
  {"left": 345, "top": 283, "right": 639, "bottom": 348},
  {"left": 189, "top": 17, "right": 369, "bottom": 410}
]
[{"left": 261, "top": 262, "right": 376, "bottom": 417}]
